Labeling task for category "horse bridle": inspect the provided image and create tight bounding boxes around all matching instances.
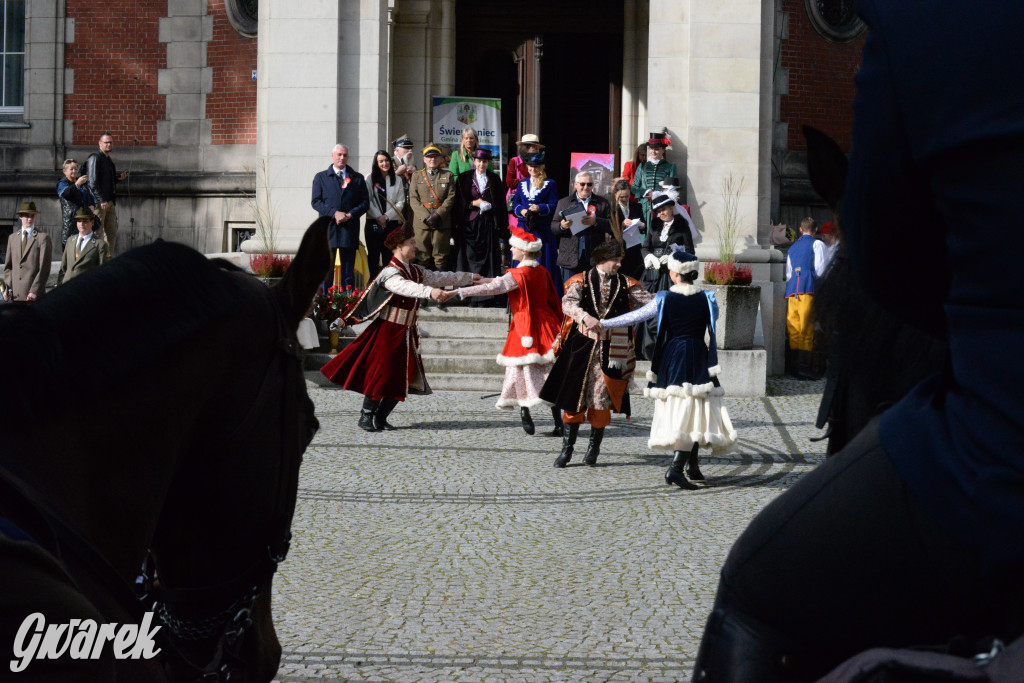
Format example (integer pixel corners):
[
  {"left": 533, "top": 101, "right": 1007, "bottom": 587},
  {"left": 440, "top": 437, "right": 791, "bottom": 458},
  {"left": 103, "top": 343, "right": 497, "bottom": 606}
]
[{"left": 141, "top": 286, "right": 311, "bottom": 682}]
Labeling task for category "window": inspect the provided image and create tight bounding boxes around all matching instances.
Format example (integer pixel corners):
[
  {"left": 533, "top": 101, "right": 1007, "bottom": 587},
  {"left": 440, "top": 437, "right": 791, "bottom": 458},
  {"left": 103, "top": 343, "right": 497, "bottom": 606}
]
[
  {"left": 225, "top": 0, "right": 257, "bottom": 38},
  {"left": 804, "top": 0, "right": 865, "bottom": 43},
  {"left": 0, "top": 0, "right": 25, "bottom": 120}
]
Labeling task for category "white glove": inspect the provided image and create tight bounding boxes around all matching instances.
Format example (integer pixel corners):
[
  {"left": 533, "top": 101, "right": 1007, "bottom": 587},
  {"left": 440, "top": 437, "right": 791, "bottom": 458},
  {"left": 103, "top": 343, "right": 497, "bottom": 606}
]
[
  {"left": 478, "top": 200, "right": 492, "bottom": 213},
  {"left": 659, "top": 253, "right": 671, "bottom": 264},
  {"left": 644, "top": 254, "right": 660, "bottom": 270}
]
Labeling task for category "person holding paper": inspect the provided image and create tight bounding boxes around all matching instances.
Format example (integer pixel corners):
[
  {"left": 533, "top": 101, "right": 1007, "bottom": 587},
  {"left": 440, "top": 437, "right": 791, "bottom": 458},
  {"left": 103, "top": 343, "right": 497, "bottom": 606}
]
[
  {"left": 636, "top": 191, "right": 696, "bottom": 360},
  {"left": 552, "top": 171, "right": 613, "bottom": 284},
  {"left": 611, "top": 178, "right": 645, "bottom": 279}
]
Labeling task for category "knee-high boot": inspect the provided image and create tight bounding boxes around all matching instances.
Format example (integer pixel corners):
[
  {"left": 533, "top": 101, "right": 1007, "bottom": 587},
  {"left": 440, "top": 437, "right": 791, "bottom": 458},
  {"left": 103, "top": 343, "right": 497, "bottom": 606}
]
[
  {"left": 374, "top": 397, "right": 399, "bottom": 431},
  {"left": 520, "top": 406, "right": 535, "bottom": 435},
  {"left": 582, "top": 427, "right": 605, "bottom": 466},
  {"left": 687, "top": 442, "right": 705, "bottom": 480},
  {"left": 358, "top": 396, "right": 380, "bottom": 432},
  {"left": 553, "top": 423, "right": 580, "bottom": 468},
  {"left": 549, "top": 406, "right": 564, "bottom": 437},
  {"left": 665, "top": 449, "right": 698, "bottom": 489}
]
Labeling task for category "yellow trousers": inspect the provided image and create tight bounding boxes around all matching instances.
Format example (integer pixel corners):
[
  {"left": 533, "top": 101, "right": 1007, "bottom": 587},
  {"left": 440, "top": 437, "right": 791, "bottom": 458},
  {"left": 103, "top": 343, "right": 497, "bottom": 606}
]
[{"left": 787, "top": 294, "right": 815, "bottom": 352}]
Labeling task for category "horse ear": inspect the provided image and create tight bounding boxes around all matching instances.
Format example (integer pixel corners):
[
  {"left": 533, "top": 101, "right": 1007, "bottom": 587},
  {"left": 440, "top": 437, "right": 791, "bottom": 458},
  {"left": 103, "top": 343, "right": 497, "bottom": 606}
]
[
  {"left": 802, "top": 125, "right": 848, "bottom": 214},
  {"left": 273, "top": 216, "right": 331, "bottom": 331}
]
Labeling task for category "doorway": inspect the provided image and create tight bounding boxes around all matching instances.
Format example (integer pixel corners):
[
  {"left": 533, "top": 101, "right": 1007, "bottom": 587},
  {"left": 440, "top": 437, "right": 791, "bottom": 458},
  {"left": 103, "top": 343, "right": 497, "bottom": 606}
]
[{"left": 455, "top": 0, "right": 624, "bottom": 192}]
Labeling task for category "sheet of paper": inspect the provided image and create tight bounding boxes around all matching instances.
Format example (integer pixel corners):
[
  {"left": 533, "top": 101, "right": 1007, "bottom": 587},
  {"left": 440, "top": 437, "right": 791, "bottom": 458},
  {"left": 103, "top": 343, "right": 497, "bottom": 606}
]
[{"left": 622, "top": 222, "right": 643, "bottom": 248}]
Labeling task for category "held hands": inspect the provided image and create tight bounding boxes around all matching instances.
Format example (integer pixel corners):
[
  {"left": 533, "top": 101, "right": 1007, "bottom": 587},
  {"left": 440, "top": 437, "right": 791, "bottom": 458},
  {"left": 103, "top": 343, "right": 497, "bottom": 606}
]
[
  {"left": 431, "top": 288, "right": 456, "bottom": 303},
  {"left": 334, "top": 210, "right": 351, "bottom": 224},
  {"left": 470, "top": 273, "right": 485, "bottom": 283},
  {"left": 582, "top": 314, "right": 603, "bottom": 335}
]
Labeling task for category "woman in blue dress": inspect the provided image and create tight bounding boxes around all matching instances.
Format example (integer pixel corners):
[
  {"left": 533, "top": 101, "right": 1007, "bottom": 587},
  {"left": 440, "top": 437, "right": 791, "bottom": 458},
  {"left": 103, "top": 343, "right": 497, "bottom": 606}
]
[
  {"left": 599, "top": 245, "right": 736, "bottom": 489},
  {"left": 511, "top": 151, "right": 561, "bottom": 295}
]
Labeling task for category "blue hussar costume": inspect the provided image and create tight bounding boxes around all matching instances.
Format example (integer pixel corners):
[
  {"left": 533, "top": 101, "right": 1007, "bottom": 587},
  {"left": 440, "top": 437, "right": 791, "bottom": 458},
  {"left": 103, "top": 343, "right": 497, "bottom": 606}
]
[
  {"left": 601, "top": 246, "right": 736, "bottom": 489},
  {"left": 785, "top": 233, "right": 823, "bottom": 370}
]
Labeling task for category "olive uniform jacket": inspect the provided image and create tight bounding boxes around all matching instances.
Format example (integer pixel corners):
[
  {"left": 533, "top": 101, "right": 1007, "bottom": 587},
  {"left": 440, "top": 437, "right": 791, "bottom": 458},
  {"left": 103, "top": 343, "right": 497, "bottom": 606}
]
[
  {"left": 58, "top": 234, "right": 108, "bottom": 285},
  {"left": 409, "top": 168, "right": 456, "bottom": 232},
  {"left": 4, "top": 229, "right": 53, "bottom": 300}
]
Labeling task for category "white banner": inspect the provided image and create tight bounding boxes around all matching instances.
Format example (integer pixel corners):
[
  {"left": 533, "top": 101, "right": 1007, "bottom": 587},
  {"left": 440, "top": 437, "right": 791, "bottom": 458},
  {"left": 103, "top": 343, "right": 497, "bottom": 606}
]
[{"left": 431, "top": 96, "right": 503, "bottom": 172}]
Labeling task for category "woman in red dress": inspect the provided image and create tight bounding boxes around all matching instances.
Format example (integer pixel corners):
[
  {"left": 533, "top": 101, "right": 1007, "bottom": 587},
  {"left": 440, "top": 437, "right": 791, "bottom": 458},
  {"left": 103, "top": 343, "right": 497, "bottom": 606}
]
[
  {"left": 321, "top": 224, "right": 479, "bottom": 431},
  {"left": 453, "top": 227, "right": 564, "bottom": 435},
  {"left": 621, "top": 142, "right": 647, "bottom": 188}
]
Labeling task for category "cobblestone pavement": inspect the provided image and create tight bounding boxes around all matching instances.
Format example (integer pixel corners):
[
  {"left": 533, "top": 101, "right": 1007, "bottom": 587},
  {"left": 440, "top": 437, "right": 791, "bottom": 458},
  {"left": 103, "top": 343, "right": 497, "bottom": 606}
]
[{"left": 273, "top": 376, "right": 827, "bottom": 682}]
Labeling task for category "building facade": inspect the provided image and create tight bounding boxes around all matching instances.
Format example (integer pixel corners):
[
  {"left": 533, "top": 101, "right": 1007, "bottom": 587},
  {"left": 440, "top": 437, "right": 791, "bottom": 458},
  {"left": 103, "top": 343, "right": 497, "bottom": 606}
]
[{"left": 0, "top": 0, "right": 864, "bottom": 374}]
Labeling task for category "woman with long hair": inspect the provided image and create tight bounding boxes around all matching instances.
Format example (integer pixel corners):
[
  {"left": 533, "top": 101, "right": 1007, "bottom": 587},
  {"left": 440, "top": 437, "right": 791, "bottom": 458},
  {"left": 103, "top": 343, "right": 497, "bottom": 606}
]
[
  {"left": 622, "top": 143, "right": 647, "bottom": 188},
  {"left": 511, "top": 151, "right": 561, "bottom": 294},
  {"left": 610, "top": 178, "right": 645, "bottom": 279},
  {"left": 366, "top": 150, "right": 406, "bottom": 279},
  {"left": 448, "top": 127, "right": 479, "bottom": 179}
]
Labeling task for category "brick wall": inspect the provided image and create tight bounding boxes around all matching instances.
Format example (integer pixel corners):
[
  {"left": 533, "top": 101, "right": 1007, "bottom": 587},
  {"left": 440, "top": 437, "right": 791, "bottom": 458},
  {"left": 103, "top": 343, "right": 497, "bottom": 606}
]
[
  {"left": 779, "top": 0, "right": 864, "bottom": 152},
  {"left": 65, "top": 0, "right": 166, "bottom": 145},
  {"left": 207, "top": 0, "right": 257, "bottom": 145}
]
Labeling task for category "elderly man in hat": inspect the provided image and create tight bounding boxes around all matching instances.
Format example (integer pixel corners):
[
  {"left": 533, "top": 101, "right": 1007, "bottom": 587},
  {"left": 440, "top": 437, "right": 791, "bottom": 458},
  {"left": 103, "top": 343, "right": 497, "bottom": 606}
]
[
  {"left": 409, "top": 143, "right": 456, "bottom": 270},
  {"left": 4, "top": 201, "right": 53, "bottom": 302},
  {"left": 57, "top": 207, "right": 108, "bottom": 286},
  {"left": 540, "top": 239, "right": 652, "bottom": 468},
  {"left": 630, "top": 130, "right": 679, "bottom": 227}
]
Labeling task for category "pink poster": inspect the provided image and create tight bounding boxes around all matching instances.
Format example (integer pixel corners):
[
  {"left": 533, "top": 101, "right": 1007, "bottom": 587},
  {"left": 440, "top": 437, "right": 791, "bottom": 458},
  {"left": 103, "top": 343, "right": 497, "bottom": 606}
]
[{"left": 569, "top": 153, "right": 617, "bottom": 199}]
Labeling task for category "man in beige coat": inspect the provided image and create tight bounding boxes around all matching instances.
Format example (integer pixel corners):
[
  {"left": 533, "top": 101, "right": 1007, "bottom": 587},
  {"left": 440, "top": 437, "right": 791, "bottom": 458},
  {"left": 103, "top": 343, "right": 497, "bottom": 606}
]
[
  {"left": 58, "top": 207, "right": 108, "bottom": 285},
  {"left": 408, "top": 143, "right": 456, "bottom": 270},
  {"left": 3, "top": 201, "right": 53, "bottom": 302}
]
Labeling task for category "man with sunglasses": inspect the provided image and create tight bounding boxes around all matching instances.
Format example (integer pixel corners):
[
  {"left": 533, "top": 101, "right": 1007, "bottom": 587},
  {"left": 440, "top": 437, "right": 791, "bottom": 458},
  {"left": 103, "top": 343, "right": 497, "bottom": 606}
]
[{"left": 552, "top": 172, "right": 612, "bottom": 284}]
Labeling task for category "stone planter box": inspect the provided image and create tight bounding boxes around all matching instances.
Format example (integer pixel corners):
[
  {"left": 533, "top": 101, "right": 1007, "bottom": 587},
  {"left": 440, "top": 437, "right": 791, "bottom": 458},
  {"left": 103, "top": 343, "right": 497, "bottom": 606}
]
[{"left": 703, "top": 284, "right": 761, "bottom": 350}]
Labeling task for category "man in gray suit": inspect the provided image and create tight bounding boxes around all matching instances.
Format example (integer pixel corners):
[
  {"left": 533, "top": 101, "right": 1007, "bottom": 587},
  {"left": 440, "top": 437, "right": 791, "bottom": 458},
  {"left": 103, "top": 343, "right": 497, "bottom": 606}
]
[
  {"left": 58, "top": 207, "right": 108, "bottom": 285},
  {"left": 3, "top": 201, "right": 53, "bottom": 302}
]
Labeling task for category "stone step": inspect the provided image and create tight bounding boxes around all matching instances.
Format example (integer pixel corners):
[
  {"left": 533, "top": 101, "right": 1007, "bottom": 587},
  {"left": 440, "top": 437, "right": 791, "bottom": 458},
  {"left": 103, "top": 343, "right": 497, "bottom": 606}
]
[
  {"left": 422, "top": 354, "right": 504, "bottom": 375},
  {"left": 417, "top": 304, "right": 509, "bottom": 323},
  {"left": 417, "top": 320, "right": 508, "bottom": 339},
  {"left": 419, "top": 337, "right": 505, "bottom": 356},
  {"left": 426, "top": 373, "right": 506, "bottom": 392}
]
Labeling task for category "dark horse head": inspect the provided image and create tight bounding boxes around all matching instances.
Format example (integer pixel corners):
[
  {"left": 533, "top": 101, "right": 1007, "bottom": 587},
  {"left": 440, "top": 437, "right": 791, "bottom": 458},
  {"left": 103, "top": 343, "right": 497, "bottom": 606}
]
[{"left": 0, "top": 218, "right": 330, "bottom": 681}]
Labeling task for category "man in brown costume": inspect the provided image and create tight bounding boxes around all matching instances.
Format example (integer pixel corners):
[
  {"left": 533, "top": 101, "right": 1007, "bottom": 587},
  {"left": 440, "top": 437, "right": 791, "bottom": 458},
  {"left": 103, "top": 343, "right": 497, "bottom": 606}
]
[{"left": 540, "top": 240, "right": 652, "bottom": 467}]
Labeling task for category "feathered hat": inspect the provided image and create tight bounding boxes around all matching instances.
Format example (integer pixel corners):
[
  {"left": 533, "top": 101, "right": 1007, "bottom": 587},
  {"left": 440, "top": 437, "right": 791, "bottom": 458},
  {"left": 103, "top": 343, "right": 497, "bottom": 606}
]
[
  {"left": 509, "top": 226, "right": 543, "bottom": 253},
  {"left": 667, "top": 243, "right": 699, "bottom": 274}
]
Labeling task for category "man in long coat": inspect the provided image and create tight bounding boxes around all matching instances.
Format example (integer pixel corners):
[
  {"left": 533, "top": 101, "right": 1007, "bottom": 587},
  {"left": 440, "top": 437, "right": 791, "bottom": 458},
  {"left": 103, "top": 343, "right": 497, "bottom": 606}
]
[
  {"left": 311, "top": 143, "right": 369, "bottom": 288},
  {"left": 540, "top": 240, "right": 652, "bottom": 467},
  {"left": 3, "top": 201, "right": 52, "bottom": 302},
  {"left": 409, "top": 143, "right": 456, "bottom": 270}
]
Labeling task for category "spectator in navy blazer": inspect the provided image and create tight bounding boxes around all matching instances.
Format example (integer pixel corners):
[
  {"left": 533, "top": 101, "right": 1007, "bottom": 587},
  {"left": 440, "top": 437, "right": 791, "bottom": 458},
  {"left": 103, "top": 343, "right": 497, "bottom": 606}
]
[{"left": 311, "top": 144, "right": 369, "bottom": 287}]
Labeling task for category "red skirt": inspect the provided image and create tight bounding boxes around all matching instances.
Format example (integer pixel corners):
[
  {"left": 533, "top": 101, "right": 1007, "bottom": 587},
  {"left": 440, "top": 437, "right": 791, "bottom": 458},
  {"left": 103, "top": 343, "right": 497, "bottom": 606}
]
[{"left": 320, "top": 318, "right": 429, "bottom": 400}]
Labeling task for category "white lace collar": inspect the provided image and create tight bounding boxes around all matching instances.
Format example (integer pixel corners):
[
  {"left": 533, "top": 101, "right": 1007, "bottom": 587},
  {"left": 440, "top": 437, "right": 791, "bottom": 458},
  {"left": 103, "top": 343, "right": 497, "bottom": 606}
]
[
  {"left": 669, "top": 283, "right": 701, "bottom": 296},
  {"left": 521, "top": 178, "right": 548, "bottom": 200}
]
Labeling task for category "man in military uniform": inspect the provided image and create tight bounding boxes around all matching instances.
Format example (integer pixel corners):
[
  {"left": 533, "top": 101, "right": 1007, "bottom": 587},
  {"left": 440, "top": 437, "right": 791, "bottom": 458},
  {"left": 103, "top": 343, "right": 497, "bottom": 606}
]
[
  {"left": 3, "top": 201, "right": 52, "bottom": 302},
  {"left": 408, "top": 143, "right": 456, "bottom": 270}
]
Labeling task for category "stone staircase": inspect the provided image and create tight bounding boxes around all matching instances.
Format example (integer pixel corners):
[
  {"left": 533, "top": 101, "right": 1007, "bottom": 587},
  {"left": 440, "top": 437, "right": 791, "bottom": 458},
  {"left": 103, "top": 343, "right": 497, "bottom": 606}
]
[{"left": 304, "top": 300, "right": 657, "bottom": 393}]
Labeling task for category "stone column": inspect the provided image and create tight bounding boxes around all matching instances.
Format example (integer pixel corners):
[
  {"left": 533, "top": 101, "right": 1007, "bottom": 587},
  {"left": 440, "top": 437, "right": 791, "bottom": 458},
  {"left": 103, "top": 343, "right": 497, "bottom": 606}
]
[
  {"left": 253, "top": 0, "right": 391, "bottom": 250},
  {"left": 391, "top": 0, "right": 455, "bottom": 154},
  {"left": 158, "top": 0, "right": 214, "bottom": 167}
]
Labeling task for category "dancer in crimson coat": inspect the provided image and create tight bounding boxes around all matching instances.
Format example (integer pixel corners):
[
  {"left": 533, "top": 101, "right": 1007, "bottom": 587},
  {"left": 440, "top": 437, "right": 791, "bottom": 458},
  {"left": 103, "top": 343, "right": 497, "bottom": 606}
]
[
  {"left": 321, "top": 224, "right": 479, "bottom": 431},
  {"left": 454, "top": 226, "right": 564, "bottom": 436}
]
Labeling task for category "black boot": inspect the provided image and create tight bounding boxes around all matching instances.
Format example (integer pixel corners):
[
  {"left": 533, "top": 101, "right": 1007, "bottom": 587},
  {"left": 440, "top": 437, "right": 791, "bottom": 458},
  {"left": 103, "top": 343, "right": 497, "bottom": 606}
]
[
  {"left": 665, "top": 450, "right": 698, "bottom": 489},
  {"left": 520, "top": 406, "right": 535, "bottom": 435},
  {"left": 358, "top": 397, "right": 380, "bottom": 432},
  {"left": 687, "top": 443, "right": 705, "bottom": 481},
  {"left": 549, "top": 406, "right": 564, "bottom": 437},
  {"left": 582, "top": 427, "right": 605, "bottom": 466},
  {"left": 374, "top": 397, "right": 398, "bottom": 431},
  {"left": 553, "top": 423, "right": 579, "bottom": 468}
]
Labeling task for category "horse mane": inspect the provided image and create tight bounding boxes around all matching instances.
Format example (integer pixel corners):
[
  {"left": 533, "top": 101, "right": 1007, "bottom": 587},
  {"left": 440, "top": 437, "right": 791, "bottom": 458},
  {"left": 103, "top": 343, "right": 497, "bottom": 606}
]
[{"left": 0, "top": 240, "right": 252, "bottom": 426}]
